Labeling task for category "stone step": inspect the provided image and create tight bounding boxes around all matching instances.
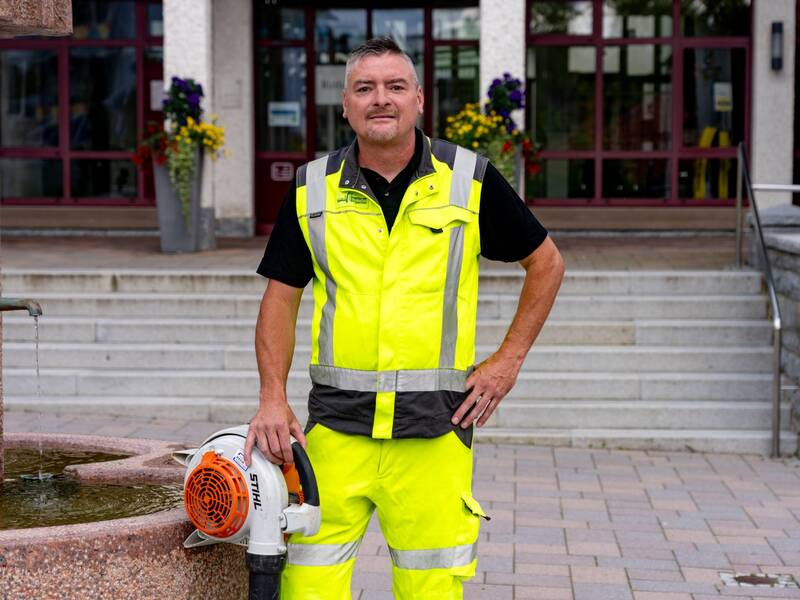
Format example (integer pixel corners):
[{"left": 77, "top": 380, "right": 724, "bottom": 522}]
[
  {"left": 2, "top": 316, "right": 774, "bottom": 347},
  {"left": 5, "top": 399, "right": 794, "bottom": 454},
  {"left": 474, "top": 428, "right": 798, "bottom": 456},
  {"left": 0, "top": 292, "right": 768, "bottom": 320},
  {"left": 5, "top": 397, "right": 789, "bottom": 432},
  {"left": 2, "top": 368, "right": 773, "bottom": 401},
  {"left": 1, "top": 269, "right": 763, "bottom": 296},
  {"left": 2, "top": 341, "right": 773, "bottom": 373}
]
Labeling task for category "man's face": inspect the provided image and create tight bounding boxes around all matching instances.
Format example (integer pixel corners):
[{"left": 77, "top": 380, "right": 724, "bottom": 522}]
[{"left": 342, "top": 53, "right": 423, "bottom": 145}]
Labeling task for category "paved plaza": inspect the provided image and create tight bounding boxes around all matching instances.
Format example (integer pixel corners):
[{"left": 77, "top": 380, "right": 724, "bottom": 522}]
[
  {"left": 6, "top": 232, "right": 799, "bottom": 598},
  {"left": 7, "top": 411, "right": 800, "bottom": 599}
]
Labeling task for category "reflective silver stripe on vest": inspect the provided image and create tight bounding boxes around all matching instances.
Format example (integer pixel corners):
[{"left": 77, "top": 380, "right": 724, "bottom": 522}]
[
  {"left": 306, "top": 155, "right": 336, "bottom": 365},
  {"left": 309, "top": 365, "right": 468, "bottom": 392},
  {"left": 450, "top": 146, "right": 477, "bottom": 209},
  {"left": 389, "top": 542, "right": 477, "bottom": 570},
  {"left": 439, "top": 146, "right": 477, "bottom": 368},
  {"left": 287, "top": 539, "right": 361, "bottom": 567}
]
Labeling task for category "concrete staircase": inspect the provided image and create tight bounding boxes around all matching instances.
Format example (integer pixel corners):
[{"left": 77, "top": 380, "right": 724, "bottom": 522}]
[{"left": 2, "top": 268, "right": 796, "bottom": 455}]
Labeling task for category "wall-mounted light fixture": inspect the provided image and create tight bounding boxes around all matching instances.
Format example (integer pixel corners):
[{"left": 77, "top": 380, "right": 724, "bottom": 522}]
[{"left": 771, "top": 22, "right": 784, "bottom": 71}]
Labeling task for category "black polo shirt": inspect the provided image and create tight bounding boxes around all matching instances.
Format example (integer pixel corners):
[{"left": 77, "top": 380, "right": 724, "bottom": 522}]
[{"left": 258, "top": 129, "right": 548, "bottom": 287}]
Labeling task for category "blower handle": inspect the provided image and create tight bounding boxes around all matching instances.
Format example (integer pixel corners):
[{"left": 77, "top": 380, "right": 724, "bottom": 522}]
[{"left": 291, "top": 441, "right": 319, "bottom": 507}]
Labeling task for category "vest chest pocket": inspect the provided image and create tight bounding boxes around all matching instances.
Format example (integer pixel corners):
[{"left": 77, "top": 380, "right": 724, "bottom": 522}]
[{"left": 407, "top": 205, "right": 475, "bottom": 234}]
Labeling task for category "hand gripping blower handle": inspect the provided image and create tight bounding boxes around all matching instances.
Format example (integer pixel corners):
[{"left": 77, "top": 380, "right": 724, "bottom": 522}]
[{"left": 172, "top": 425, "right": 321, "bottom": 600}]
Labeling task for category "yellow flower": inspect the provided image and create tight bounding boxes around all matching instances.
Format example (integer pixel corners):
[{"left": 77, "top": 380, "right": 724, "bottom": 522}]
[{"left": 472, "top": 141, "right": 479, "bottom": 149}]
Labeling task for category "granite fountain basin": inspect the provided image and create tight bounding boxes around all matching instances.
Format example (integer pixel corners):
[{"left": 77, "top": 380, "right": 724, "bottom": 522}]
[{"left": 0, "top": 433, "right": 248, "bottom": 599}]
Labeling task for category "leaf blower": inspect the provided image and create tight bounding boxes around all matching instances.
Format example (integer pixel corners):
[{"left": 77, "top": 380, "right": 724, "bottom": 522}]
[{"left": 173, "top": 425, "right": 320, "bottom": 600}]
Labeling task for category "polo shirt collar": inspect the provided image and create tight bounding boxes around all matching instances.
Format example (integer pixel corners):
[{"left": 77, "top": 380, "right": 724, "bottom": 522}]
[{"left": 338, "top": 128, "right": 435, "bottom": 195}]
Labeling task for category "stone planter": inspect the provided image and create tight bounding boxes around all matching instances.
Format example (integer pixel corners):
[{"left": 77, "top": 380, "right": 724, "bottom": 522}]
[
  {"left": 0, "top": 0, "right": 72, "bottom": 38},
  {"left": 153, "top": 150, "right": 216, "bottom": 254}
]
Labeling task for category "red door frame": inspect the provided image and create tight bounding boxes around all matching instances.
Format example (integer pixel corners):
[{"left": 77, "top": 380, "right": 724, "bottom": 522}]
[
  {"left": 0, "top": 1, "right": 163, "bottom": 206},
  {"left": 525, "top": 0, "right": 753, "bottom": 207}
]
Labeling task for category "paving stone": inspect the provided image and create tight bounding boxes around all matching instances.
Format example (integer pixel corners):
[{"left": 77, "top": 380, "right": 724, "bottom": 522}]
[
  {"left": 8, "top": 412, "right": 800, "bottom": 599},
  {"left": 570, "top": 566, "right": 628, "bottom": 584},
  {"left": 573, "top": 582, "right": 634, "bottom": 600},
  {"left": 463, "top": 583, "right": 512, "bottom": 599},
  {"left": 515, "top": 586, "right": 574, "bottom": 599}
]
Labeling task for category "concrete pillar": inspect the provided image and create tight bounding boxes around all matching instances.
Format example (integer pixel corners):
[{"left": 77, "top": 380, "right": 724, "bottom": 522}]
[
  {"left": 479, "top": 0, "right": 526, "bottom": 129},
  {"left": 162, "top": 0, "right": 217, "bottom": 236},
  {"left": 752, "top": 0, "right": 796, "bottom": 210},
  {"left": 212, "top": 0, "right": 254, "bottom": 237}
]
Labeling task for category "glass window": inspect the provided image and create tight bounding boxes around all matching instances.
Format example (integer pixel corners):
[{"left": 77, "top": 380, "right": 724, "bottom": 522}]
[
  {"left": 530, "top": 1, "right": 593, "bottom": 35},
  {"left": 681, "top": 0, "right": 750, "bottom": 37},
  {"left": 433, "top": 45, "right": 480, "bottom": 139},
  {"left": 603, "top": 0, "right": 672, "bottom": 38},
  {"left": 72, "top": 0, "right": 136, "bottom": 40},
  {"left": 257, "top": 47, "right": 306, "bottom": 153},
  {"left": 315, "top": 9, "right": 366, "bottom": 153},
  {"left": 433, "top": 7, "right": 480, "bottom": 40},
  {"left": 0, "top": 50, "right": 59, "bottom": 148},
  {"left": 315, "top": 9, "right": 366, "bottom": 65},
  {"left": 682, "top": 47, "right": 745, "bottom": 148},
  {"left": 0, "top": 158, "right": 62, "bottom": 198},
  {"left": 528, "top": 159, "right": 594, "bottom": 198},
  {"left": 71, "top": 159, "right": 137, "bottom": 198},
  {"left": 678, "top": 158, "right": 736, "bottom": 199},
  {"left": 603, "top": 159, "right": 669, "bottom": 198},
  {"left": 373, "top": 9, "right": 424, "bottom": 83},
  {"left": 527, "top": 46, "right": 595, "bottom": 151},
  {"left": 69, "top": 47, "right": 137, "bottom": 151},
  {"left": 254, "top": 5, "right": 305, "bottom": 40},
  {"left": 603, "top": 45, "right": 672, "bottom": 151},
  {"left": 147, "top": 3, "right": 163, "bottom": 37}
]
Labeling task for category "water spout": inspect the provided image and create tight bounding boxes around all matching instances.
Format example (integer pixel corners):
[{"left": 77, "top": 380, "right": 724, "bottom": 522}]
[{"left": 0, "top": 298, "right": 43, "bottom": 317}]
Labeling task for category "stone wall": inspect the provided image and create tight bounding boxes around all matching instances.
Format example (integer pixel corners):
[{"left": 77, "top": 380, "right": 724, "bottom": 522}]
[{"left": 764, "top": 232, "right": 800, "bottom": 384}]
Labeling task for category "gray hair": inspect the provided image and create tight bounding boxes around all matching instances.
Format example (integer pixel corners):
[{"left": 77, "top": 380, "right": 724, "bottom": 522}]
[{"left": 344, "top": 36, "right": 419, "bottom": 88}]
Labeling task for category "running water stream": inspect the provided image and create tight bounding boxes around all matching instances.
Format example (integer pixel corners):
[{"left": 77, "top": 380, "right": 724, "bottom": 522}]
[{"left": 34, "top": 314, "right": 46, "bottom": 480}]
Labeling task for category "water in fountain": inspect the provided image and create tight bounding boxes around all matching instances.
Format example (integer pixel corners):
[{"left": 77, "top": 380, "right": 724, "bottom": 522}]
[{"left": 32, "top": 314, "right": 50, "bottom": 481}]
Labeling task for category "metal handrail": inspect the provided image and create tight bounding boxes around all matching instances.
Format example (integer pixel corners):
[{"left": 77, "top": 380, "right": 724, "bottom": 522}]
[{"left": 735, "top": 143, "right": 783, "bottom": 457}]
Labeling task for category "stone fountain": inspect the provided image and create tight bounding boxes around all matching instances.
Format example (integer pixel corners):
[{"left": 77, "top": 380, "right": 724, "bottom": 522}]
[{"left": 0, "top": 303, "right": 247, "bottom": 597}]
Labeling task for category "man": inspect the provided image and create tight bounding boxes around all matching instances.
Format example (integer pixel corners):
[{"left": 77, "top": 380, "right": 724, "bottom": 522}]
[{"left": 245, "top": 37, "right": 564, "bottom": 599}]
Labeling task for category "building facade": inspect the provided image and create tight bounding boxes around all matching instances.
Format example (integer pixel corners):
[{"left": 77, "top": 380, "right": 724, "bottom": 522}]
[{"left": 0, "top": 0, "right": 794, "bottom": 234}]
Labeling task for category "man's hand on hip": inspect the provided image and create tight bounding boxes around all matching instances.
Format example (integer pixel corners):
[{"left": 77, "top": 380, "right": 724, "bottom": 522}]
[
  {"left": 451, "top": 352, "right": 522, "bottom": 429},
  {"left": 244, "top": 394, "right": 306, "bottom": 466}
]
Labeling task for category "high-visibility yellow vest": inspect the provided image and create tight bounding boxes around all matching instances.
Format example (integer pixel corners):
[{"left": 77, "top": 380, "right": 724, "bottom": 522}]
[{"left": 295, "top": 133, "right": 487, "bottom": 440}]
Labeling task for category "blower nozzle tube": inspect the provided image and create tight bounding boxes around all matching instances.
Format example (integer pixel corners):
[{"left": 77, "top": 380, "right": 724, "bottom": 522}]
[{"left": 246, "top": 552, "right": 287, "bottom": 600}]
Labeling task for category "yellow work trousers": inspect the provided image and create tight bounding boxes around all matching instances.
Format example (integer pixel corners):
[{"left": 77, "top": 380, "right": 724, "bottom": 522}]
[{"left": 281, "top": 424, "right": 487, "bottom": 600}]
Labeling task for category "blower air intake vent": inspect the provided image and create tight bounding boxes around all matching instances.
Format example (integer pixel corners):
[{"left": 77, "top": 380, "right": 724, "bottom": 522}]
[{"left": 184, "top": 451, "right": 249, "bottom": 537}]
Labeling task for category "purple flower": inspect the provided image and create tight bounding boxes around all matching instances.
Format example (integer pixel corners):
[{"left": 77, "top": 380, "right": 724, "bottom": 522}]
[
  {"left": 503, "top": 71, "right": 511, "bottom": 79},
  {"left": 196, "top": 84, "right": 204, "bottom": 97},
  {"left": 509, "top": 89, "right": 523, "bottom": 104},
  {"left": 187, "top": 93, "right": 200, "bottom": 106},
  {"left": 491, "top": 78, "right": 501, "bottom": 87}
]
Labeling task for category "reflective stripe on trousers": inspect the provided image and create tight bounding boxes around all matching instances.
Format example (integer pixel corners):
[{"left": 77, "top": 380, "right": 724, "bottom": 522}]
[
  {"left": 287, "top": 539, "right": 361, "bottom": 567},
  {"left": 389, "top": 542, "right": 478, "bottom": 570}
]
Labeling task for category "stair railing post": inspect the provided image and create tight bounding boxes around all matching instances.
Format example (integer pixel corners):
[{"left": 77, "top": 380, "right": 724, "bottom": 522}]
[
  {"left": 773, "top": 324, "right": 782, "bottom": 458},
  {"left": 736, "top": 145, "right": 743, "bottom": 269}
]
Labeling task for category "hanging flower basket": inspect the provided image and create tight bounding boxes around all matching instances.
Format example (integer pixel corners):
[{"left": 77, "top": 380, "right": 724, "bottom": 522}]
[{"left": 133, "top": 77, "right": 227, "bottom": 253}]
